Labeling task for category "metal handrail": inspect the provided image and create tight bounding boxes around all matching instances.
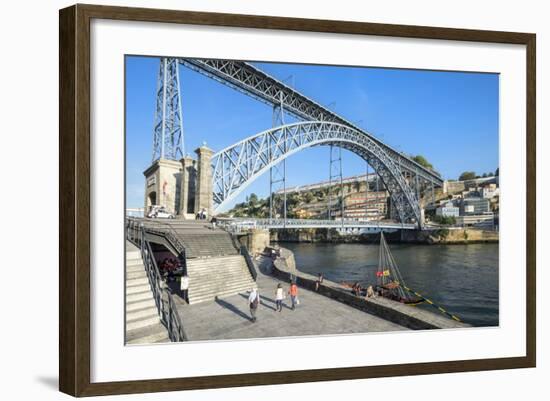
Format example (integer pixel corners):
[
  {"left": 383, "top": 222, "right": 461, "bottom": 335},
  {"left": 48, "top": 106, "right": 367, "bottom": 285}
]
[
  {"left": 165, "top": 290, "right": 187, "bottom": 341},
  {"left": 144, "top": 231, "right": 187, "bottom": 342},
  {"left": 126, "top": 220, "right": 187, "bottom": 342},
  {"left": 216, "top": 217, "right": 416, "bottom": 231},
  {"left": 141, "top": 238, "right": 165, "bottom": 325},
  {"left": 129, "top": 218, "right": 188, "bottom": 275},
  {"left": 239, "top": 245, "right": 257, "bottom": 281},
  {"left": 153, "top": 223, "right": 188, "bottom": 276},
  {"left": 126, "top": 218, "right": 141, "bottom": 246}
]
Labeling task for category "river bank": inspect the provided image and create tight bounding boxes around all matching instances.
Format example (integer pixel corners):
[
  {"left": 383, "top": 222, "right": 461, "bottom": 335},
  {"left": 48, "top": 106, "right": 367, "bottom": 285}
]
[
  {"left": 270, "top": 247, "right": 469, "bottom": 330},
  {"left": 270, "top": 227, "right": 498, "bottom": 245},
  {"left": 280, "top": 241, "right": 499, "bottom": 327}
]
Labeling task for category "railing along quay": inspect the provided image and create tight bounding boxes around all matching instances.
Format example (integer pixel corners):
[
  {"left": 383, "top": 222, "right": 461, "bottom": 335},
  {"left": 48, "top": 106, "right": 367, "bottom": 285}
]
[{"left": 217, "top": 217, "right": 416, "bottom": 232}]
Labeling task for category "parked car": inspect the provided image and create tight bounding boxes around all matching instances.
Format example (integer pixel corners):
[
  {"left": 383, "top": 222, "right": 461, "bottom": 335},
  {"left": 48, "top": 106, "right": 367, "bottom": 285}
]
[{"left": 147, "top": 205, "right": 175, "bottom": 219}]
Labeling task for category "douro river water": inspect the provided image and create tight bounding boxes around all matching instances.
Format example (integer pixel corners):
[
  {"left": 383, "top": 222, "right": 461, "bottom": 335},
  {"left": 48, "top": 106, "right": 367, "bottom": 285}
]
[{"left": 282, "top": 242, "right": 499, "bottom": 327}]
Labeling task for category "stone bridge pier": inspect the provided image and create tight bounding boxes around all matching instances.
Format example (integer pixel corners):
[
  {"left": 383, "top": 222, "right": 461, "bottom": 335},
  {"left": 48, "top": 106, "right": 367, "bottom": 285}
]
[{"left": 143, "top": 144, "right": 214, "bottom": 219}]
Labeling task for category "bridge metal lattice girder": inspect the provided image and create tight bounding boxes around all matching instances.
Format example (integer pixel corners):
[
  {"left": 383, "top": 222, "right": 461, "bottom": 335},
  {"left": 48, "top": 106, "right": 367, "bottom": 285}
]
[
  {"left": 181, "top": 58, "right": 442, "bottom": 187},
  {"left": 211, "top": 121, "right": 421, "bottom": 224}
]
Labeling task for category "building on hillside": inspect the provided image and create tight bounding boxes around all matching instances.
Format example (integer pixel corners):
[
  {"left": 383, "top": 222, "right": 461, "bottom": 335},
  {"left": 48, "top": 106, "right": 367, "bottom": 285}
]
[
  {"left": 294, "top": 200, "right": 332, "bottom": 219},
  {"left": 435, "top": 201, "right": 460, "bottom": 218},
  {"left": 460, "top": 197, "right": 490, "bottom": 215},
  {"left": 443, "top": 180, "right": 466, "bottom": 194},
  {"left": 481, "top": 183, "right": 499, "bottom": 199},
  {"left": 328, "top": 191, "right": 388, "bottom": 220},
  {"left": 275, "top": 172, "right": 381, "bottom": 195},
  {"left": 456, "top": 213, "right": 495, "bottom": 230}
]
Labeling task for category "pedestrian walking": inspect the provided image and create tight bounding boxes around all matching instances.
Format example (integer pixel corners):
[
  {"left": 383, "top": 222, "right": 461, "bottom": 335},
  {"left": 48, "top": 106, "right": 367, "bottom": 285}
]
[
  {"left": 248, "top": 288, "right": 260, "bottom": 322},
  {"left": 179, "top": 274, "right": 189, "bottom": 303},
  {"left": 288, "top": 281, "right": 299, "bottom": 310},
  {"left": 275, "top": 283, "right": 284, "bottom": 312},
  {"left": 210, "top": 216, "right": 217, "bottom": 229}
]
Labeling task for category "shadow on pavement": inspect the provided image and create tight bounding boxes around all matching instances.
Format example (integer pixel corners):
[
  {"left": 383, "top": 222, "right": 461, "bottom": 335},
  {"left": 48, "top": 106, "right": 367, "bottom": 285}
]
[
  {"left": 215, "top": 297, "right": 253, "bottom": 322},
  {"left": 256, "top": 294, "right": 293, "bottom": 311},
  {"left": 238, "top": 293, "right": 277, "bottom": 311}
]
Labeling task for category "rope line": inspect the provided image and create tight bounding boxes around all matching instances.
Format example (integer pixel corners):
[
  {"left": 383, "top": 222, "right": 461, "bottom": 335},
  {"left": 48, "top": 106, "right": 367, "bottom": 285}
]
[{"left": 402, "top": 285, "right": 463, "bottom": 322}]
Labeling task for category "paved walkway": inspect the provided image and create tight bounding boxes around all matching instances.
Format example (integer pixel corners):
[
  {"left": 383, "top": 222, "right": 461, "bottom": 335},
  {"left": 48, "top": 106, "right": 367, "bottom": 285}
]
[{"left": 173, "top": 256, "right": 406, "bottom": 341}]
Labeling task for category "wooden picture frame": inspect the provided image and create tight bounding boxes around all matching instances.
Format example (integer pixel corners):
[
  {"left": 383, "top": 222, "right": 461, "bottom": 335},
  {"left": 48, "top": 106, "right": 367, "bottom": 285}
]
[{"left": 59, "top": 3, "right": 536, "bottom": 397}]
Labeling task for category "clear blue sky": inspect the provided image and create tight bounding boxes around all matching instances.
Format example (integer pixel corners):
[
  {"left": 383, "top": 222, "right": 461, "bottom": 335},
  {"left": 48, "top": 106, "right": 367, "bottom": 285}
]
[{"left": 126, "top": 56, "right": 499, "bottom": 210}]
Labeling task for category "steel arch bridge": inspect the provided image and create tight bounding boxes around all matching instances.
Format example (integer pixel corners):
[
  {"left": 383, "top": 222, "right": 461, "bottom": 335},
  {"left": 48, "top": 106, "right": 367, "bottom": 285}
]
[{"left": 212, "top": 121, "right": 423, "bottom": 225}]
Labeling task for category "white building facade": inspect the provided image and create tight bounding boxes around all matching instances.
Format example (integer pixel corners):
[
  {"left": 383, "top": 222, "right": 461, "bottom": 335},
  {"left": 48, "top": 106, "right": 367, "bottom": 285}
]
[{"left": 435, "top": 201, "right": 460, "bottom": 217}]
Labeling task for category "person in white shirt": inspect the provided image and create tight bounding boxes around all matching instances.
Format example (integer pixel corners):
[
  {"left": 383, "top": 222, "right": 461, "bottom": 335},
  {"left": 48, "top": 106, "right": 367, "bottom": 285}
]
[
  {"left": 248, "top": 288, "right": 260, "bottom": 322},
  {"left": 180, "top": 275, "right": 189, "bottom": 303},
  {"left": 275, "top": 283, "right": 284, "bottom": 312}
]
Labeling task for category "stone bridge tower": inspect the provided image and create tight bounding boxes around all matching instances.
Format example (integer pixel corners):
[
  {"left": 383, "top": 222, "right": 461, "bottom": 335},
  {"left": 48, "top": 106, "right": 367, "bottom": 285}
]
[{"left": 142, "top": 144, "right": 214, "bottom": 219}]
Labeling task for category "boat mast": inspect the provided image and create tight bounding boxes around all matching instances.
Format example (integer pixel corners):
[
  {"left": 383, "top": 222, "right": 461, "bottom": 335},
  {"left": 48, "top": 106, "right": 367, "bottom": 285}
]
[{"left": 378, "top": 231, "right": 409, "bottom": 300}]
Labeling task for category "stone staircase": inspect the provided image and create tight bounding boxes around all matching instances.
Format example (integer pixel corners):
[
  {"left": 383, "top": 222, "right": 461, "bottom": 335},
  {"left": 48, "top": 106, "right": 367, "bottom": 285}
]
[
  {"left": 187, "top": 255, "right": 256, "bottom": 304},
  {"left": 135, "top": 221, "right": 255, "bottom": 305},
  {"left": 175, "top": 231, "right": 240, "bottom": 258},
  {"left": 125, "top": 242, "right": 170, "bottom": 345}
]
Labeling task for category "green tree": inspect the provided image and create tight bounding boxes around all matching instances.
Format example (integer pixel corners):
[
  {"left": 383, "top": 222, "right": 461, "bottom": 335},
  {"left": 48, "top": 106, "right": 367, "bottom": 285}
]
[
  {"left": 459, "top": 171, "right": 476, "bottom": 181},
  {"left": 248, "top": 193, "right": 258, "bottom": 205},
  {"left": 433, "top": 215, "right": 456, "bottom": 225},
  {"left": 436, "top": 228, "right": 450, "bottom": 240},
  {"left": 495, "top": 167, "right": 499, "bottom": 176},
  {"left": 412, "top": 155, "right": 433, "bottom": 169}
]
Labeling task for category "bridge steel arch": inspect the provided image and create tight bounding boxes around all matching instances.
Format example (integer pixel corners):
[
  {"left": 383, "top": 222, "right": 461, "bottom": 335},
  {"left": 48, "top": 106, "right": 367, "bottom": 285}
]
[{"left": 211, "top": 121, "right": 422, "bottom": 226}]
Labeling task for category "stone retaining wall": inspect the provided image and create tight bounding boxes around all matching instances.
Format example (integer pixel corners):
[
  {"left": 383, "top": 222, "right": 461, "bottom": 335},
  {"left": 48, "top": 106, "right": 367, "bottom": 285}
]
[{"left": 400, "top": 228, "right": 499, "bottom": 244}]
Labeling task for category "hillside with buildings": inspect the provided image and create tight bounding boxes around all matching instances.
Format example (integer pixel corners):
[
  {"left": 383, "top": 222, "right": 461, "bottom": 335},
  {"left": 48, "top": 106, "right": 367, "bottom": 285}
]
[
  {"left": 430, "top": 175, "right": 500, "bottom": 230},
  {"left": 225, "top": 173, "right": 390, "bottom": 221},
  {"left": 226, "top": 171, "right": 500, "bottom": 234}
]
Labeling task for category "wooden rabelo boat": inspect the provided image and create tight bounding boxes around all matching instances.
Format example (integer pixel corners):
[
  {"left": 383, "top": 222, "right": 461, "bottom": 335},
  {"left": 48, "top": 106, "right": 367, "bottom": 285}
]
[{"left": 375, "top": 232, "right": 423, "bottom": 304}]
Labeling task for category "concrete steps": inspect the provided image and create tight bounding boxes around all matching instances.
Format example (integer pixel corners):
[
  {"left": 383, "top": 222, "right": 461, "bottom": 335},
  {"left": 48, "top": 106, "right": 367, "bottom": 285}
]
[
  {"left": 190, "top": 283, "right": 255, "bottom": 304},
  {"left": 125, "top": 242, "right": 170, "bottom": 345},
  {"left": 126, "top": 277, "right": 149, "bottom": 287},
  {"left": 126, "top": 306, "right": 158, "bottom": 321},
  {"left": 126, "top": 324, "right": 170, "bottom": 345},
  {"left": 126, "top": 290, "right": 154, "bottom": 304},
  {"left": 126, "top": 298, "right": 156, "bottom": 312},
  {"left": 126, "top": 283, "right": 151, "bottom": 295},
  {"left": 175, "top": 232, "right": 239, "bottom": 258},
  {"left": 189, "top": 275, "right": 255, "bottom": 287},
  {"left": 127, "top": 270, "right": 148, "bottom": 280},
  {"left": 187, "top": 254, "right": 256, "bottom": 304}
]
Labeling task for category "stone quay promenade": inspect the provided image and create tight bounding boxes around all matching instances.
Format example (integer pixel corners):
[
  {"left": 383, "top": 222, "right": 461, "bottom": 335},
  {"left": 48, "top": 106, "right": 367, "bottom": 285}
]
[{"left": 172, "top": 255, "right": 407, "bottom": 341}]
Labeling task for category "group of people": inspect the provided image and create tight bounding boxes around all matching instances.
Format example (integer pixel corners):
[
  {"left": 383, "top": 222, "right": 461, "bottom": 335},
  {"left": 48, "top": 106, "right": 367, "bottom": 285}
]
[
  {"left": 350, "top": 282, "right": 376, "bottom": 298},
  {"left": 159, "top": 257, "right": 181, "bottom": 277},
  {"left": 195, "top": 208, "right": 208, "bottom": 220},
  {"left": 194, "top": 208, "right": 218, "bottom": 229},
  {"left": 247, "top": 281, "right": 300, "bottom": 322},
  {"left": 351, "top": 282, "right": 363, "bottom": 296}
]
